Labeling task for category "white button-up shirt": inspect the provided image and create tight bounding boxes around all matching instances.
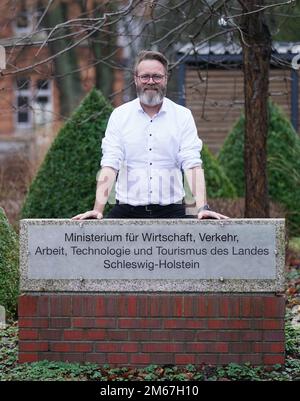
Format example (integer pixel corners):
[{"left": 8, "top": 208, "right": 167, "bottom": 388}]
[{"left": 101, "top": 97, "right": 202, "bottom": 205}]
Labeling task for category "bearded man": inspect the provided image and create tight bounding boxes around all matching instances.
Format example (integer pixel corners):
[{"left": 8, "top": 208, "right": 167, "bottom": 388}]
[{"left": 73, "top": 50, "right": 227, "bottom": 220}]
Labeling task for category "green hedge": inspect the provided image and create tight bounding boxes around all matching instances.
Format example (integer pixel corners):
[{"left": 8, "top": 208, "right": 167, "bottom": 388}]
[
  {"left": 218, "top": 101, "right": 300, "bottom": 235},
  {"left": 21, "top": 89, "right": 113, "bottom": 218},
  {"left": 184, "top": 144, "right": 236, "bottom": 207},
  {"left": 202, "top": 144, "right": 237, "bottom": 199},
  {"left": 0, "top": 208, "right": 19, "bottom": 319}
]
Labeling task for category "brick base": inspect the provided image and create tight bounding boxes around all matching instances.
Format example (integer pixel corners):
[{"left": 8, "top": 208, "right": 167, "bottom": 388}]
[{"left": 18, "top": 293, "right": 285, "bottom": 366}]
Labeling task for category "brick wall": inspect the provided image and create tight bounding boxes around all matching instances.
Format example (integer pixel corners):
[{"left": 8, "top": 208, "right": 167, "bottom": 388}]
[{"left": 18, "top": 293, "right": 285, "bottom": 366}]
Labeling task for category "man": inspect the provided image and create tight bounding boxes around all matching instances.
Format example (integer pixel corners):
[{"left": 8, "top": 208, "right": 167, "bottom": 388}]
[{"left": 73, "top": 50, "right": 228, "bottom": 220}]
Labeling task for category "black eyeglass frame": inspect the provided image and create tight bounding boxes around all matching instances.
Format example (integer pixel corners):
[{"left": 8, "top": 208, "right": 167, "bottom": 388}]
[{"left": 135, "top": 74, "right": 166, "bottom": 83}]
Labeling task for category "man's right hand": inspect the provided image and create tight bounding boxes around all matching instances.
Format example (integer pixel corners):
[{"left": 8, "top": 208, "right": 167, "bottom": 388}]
[{"left": 72, "top": 210, "right": 103, "bottom": 220}]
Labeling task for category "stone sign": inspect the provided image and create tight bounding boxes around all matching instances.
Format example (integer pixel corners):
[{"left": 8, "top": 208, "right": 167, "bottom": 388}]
[{"left": 20, "top": 219, "right": 285, "bottom": 292}]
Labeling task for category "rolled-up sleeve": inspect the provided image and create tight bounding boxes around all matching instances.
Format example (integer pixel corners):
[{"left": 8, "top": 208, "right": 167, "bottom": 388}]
[
  {"left": 100, "top": 111, "right": 124, "bottom": 171},
  {"left": 177, "top": 111, "right": 202, "bottom": 170}
]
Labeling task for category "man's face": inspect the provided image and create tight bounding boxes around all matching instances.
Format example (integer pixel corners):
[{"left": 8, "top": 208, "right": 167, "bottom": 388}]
[{"left": 135, "top": 60, "right": 167, "bottom": 106}]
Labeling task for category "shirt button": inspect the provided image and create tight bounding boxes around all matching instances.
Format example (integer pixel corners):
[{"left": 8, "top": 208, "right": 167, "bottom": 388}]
[
  {"left": 150, "top": 162, "right": 152, "bottom": 165},
  {"left": 149, "top": 148, "right": 152, "bottom": 151}
]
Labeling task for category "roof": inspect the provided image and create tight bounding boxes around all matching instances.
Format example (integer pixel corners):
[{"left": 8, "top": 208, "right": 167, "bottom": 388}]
[{"left": 178, "top": 41, "right": 300, "bottom": 56}]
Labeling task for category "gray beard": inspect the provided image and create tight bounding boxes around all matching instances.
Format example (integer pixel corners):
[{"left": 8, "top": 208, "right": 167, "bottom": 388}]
[{"left": 137, "top": 87, "right": 165, "bottom": 106}]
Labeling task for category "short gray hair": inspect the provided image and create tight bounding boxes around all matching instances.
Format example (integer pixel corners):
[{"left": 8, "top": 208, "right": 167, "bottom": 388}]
[{"left": 134, "top": 50, "right": 169, "bottom": 74}]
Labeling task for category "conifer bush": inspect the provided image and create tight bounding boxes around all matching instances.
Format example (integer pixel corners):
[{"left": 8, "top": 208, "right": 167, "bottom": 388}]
[
  {"left": 201, "top": 144, "right": 237, "bottom": 199},
  {"left": 21, "top": 89, "right": 113, "bottom": 218},
  {"left": 218, "top": 101, "right": 300, "bottom": 235},
  {"left": 0, "top": 207, "right": 19, "bottom": 319}
]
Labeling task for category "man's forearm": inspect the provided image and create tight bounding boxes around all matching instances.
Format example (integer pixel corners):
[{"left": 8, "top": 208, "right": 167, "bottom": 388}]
[
  {"left": 184, "top": 166, "right": 207, "bottom": 209},
  {"left": 93, "top": 166, "right": 118, "bottom": 213}
]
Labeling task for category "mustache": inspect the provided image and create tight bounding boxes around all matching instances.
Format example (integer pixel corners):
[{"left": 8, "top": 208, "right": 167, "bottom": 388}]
[{"left": 143, "top": 85, "right": 159, "bottom": 90}]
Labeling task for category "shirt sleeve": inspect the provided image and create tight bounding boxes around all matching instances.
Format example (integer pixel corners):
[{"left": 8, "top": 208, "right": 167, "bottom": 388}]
[
  {"left": 177, "top": 110, "right": 203, "bottom": 170},
  {"left": 100, "top": 110, "right": 124, "bottom": 171}
]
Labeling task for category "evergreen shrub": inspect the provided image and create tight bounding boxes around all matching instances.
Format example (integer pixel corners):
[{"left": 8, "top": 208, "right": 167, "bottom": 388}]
[
  {"left": 21, "top": 89, "right": 113, "bottom": 218},
  {"left": 218, "top": 101, "right": 300, "bottom": 235},
  {"left": 0, "top": 208, "right": 19, "bottom": 319}
]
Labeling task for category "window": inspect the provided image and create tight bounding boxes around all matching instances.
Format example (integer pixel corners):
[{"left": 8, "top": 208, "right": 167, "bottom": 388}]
[
  {"left": 13, "top": 2, "right": 45, "bottom": 36},
  {"left": 15, "top": 77, "right": 32, "bottom": 128},
  {"left": 15, "top": 77, "right": 53, "bottom": 128}
]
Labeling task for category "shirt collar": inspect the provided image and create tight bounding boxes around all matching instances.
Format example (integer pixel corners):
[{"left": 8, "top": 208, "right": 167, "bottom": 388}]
[{"left": 136, "top": 97, "right": 168, "bottom": 115}]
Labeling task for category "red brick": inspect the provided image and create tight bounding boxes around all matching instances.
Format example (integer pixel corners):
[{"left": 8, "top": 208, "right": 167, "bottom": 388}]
[
  {"left": 195, "top": 296, "right": 207, "bottom": 317},
  {"left": 142, "top": 343, "right": 183, "bottom": 353},
  {"left": 207, "top": 297, "right": 220, "bottom": 316},
  {"left": 263, "top": 354, "right": 285, "bottom": 365},
  {"left": 253, "top": 342, "right": 285, "bottom": 353},
  {"left": 182, "top": 296, "right": 194, "bottom": 317},
  {"left": 240, "top": 331, "right": 262, "bottom": 341},
  {"left": 18, "top": 295, "right": 38, "bottom": 316},
  {"left": 130, "top": 354, "right": 151, "bottom": 365},
  {"left": 19, "top": 329, "right": 39, "bottom": 340},
  {"left": 81, "top": 296, "right": 96, "bottom": 316},
  {"left": 107, "top": 330, "right": 129, "bottom": 341},
  {"left": 261, "top": 320, "right": 284, "bottom": 330},
  {"left": 51, "top": 342, "right": 92, "bottom": 353},
  {"left": 240, "top": 296, "right": 252, "bottom": 317},
  {"left": 218, "top": 331, "right": 240, "bottom": 341},
  {"left": 50, "top": 295, "right": 72, "bottom": 316},
  {"left": 218, "top": 354, "right": 241, "bottom": 365},
  {"left": 218, "top": 295, "right": 241, "bottom": 317},
  {"left": 229, "top": 342, "right": 252, "bottom": 353},
  {"left": 63, "top": 329, "right": 86, "bottom": 341},
  {"left": 50, "top": 318, "right": 71, "bottom": 328},
  {"left": 197, "top": 354, "right": 218, "bottom": 365},
  {"left": 19, "top": 341, "right": 49, "bottom": 352},
  {"left": 119, "top": 319, "right": 162, "bottom": 329},
  {"left": 104, "top": 296, "right": 117, "bottom": 316},
  {"left": 107, "top": 354, "right": 129, "bottom": 365},
  {"left": 119, "top": 343, "right": 139, "bottom": 353},
  {"left": 37, "top": 296, "right": 49, "bottom": 316},
  {"left": 86, "top": 353, "right": 106, "bottom": 364},
  {"left": 149, "top": 353, "right": 175, "bottom": 365},
  {"left": 127, "top": 295, "right": 138, "bottom": 317},
  {"left": 39, "top": 329, "right": 62, "bottom": 340},
  {"left": 186, "top": 342, "right": 228, "bottom": 353},
  {"left": 170, "top": 330, "right": 195, "bottom": 342},
  {"left": 18, "top": 352, "right": 38, "bottom": 363},
  {"left": 174, "top": 296, "right": 183, "bottom": 317},
  {"left": 263, "top": 297, "right": 285, "bottom": 318},
  {"left": 196, "top": 330, "right": 218, "bottom": 341},
  {"left": 175, "top": 354, "right": 196, "bottom": 365},
  {"left": 164, "top": 319, "right": 206, "bottom": 329},
  {"left": 263, "top": 330, "right": 285, "bottom": 341},
  {"left": 18, "top": 318, "right": 49, "bottom": 328},
  {"left": 86, "top": 330, "right": 106, "bottom": 340},
  {"left": 95, "top": 343, "right": 119, "bottom": 352},
  {"left": 129, "top": 330, "right": 150, "bottom": 341},
  {"left": 95, "top": 297, "right": 106, "bottom": 316}
]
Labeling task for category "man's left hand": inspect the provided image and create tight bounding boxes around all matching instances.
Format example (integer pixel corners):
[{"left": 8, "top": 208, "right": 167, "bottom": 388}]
[{"left": 197, "top": 210, "right": 229, "bottom": 220}]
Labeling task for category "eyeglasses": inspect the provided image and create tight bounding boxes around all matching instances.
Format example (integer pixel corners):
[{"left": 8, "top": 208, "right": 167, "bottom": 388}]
[{"left": 136, "top": 74, "right": 166, "bottom": 83}]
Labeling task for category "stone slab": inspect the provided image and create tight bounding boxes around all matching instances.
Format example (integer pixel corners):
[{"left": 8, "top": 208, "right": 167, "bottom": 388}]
[{"left": 19, "top": 218, "right": 285, "bottom": 292}]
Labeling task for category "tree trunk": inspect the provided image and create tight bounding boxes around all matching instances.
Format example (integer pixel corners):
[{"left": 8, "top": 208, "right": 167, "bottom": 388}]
[
  {"left": 41, "top": 2, "right": 84, "bottom": 117},
  {"left": 239, "top": 0, "right": 271, "bottom": 217}
]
